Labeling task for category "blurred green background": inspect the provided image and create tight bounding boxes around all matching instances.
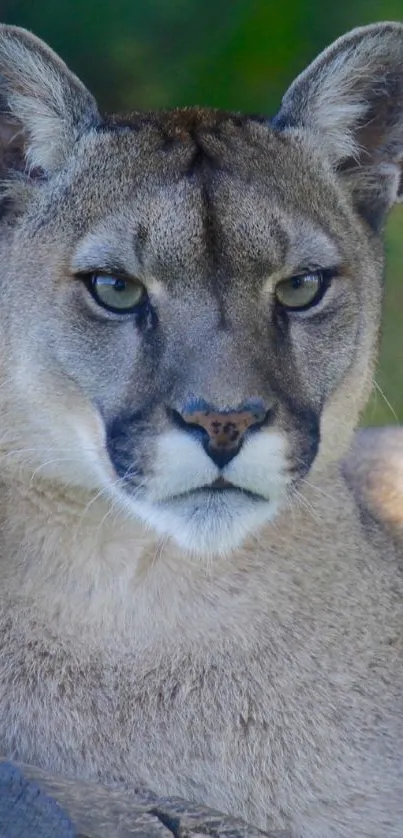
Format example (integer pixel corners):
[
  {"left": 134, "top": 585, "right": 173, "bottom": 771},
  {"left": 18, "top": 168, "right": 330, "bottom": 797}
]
[{"left": 2, "top": 0, "right": 402, "bottom": 426}]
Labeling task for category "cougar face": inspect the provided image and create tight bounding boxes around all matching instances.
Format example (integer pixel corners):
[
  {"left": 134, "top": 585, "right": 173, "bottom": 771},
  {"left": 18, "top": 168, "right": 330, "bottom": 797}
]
[{"left": 0, "top": 24, "right": 400, "bottom": 557}]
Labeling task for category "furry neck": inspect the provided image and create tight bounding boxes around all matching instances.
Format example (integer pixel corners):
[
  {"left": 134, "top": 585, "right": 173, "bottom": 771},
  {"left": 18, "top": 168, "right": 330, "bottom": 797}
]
[{"left": 0, "top": 458, "right": 352, "bottom": 645}]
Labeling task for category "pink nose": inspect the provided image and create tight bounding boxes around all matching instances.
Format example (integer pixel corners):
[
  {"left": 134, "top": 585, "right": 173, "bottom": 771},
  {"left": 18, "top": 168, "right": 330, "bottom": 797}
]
[{"left": 179, "top": 406, "right": 268, "bottom": 467}]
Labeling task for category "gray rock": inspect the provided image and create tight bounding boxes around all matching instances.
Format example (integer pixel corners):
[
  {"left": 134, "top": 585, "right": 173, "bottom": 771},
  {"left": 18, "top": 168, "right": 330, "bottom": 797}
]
[{"left": 7, "top": 760, "right": 290, "bottom": 837}]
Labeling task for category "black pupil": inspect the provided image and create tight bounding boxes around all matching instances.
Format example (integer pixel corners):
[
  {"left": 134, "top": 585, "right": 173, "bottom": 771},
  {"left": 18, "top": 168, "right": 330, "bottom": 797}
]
[{"left": 112, "top": 278, "right": 126, "bottom": 292}]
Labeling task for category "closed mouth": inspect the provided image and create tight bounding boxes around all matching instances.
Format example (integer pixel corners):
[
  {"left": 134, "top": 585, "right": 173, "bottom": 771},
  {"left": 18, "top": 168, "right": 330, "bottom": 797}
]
[
  {"left": 163, "top": 478, "right": 267, "bottom": 504},
  {"left": 200, "top": 486, "right": 266, "bottom": 501},
  {"left": 210, "top": 476, "right": 235, "bottom": 490}
]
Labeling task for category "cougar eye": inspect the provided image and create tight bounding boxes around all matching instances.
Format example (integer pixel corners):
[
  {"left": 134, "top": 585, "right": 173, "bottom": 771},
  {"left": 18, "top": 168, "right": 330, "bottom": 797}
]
[
  {"left": 275, "top": 272, "right": 326, "bottom": 311},
  {"left": 85, "top": 274, "right": 147, "bottom": 313}
]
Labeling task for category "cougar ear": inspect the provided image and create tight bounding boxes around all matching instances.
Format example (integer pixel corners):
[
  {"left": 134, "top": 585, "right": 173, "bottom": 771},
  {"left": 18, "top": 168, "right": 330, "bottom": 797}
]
[
  {"left": 0, "top": 25, "right": 100, "bottom": 178},
  {"left": 273, "top": 23, "right": 403, "bottom": 229}
]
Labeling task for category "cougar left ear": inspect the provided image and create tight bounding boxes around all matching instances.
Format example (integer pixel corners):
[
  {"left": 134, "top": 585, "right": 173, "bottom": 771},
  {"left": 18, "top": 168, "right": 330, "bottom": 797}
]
[
  {"left": 0, "top": 24, "right": 100, "bottom": 177},
  {"left": 273, "top": 22, "right": 403, "bottom": 229}
]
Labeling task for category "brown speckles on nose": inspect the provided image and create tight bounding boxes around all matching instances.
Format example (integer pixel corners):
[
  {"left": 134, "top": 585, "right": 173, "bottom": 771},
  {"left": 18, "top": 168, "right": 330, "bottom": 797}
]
[
  {"left": 180, "top": 408, "right": 267, "bottom": 464},
  {"left": 168, "top": 398, "right": 271, "bottom": 467}
]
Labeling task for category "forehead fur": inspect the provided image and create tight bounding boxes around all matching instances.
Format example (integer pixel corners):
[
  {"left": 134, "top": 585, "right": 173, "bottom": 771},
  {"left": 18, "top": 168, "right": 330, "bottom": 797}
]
[
  {"left": 27, "top": 106, "right": 356, "bottom": 290},
  {"left": 86, "top": 106, "right": 331, "bottom": 195}
]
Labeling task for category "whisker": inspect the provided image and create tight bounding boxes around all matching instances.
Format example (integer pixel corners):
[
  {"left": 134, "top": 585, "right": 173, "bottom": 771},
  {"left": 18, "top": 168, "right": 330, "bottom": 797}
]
[
  {"left": 150, "top": 535, "right": 168, "bottom": 572},
  {"left": 293, "top": 489, "right": 321, "bottom": 524},
  {"left": 372, "top": 378, "right": 399, "bottom": 423},
  {"left": 298, "top": 476, "right": 338, "bottom": 504},
  {"left": 29, "top": 457, "right": 82, "bottom": 484},
  {"left": 0, "top": 376, "right": 18, "bottom": 392}
]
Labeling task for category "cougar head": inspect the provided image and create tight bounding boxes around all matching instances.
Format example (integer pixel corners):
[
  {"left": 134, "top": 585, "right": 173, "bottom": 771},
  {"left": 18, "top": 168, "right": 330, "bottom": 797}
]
[{"left": 0, "top": 23, "right": 402, "bottom": 557}]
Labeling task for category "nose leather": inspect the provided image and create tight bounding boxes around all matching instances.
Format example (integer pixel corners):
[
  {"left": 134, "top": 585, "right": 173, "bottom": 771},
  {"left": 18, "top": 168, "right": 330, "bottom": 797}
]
[{"left": 180, "top": 405, "right": 268, "bottom": 467}]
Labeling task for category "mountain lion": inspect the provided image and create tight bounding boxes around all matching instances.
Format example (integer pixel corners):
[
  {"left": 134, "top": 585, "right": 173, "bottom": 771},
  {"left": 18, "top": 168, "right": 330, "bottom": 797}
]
[{"left": 0, "top": 20, "right": 402, "bottom": 838}]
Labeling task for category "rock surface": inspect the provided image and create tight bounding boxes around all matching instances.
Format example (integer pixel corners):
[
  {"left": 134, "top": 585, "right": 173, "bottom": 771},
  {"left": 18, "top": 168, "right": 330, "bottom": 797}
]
[{"left": 5, "top": 759, "right": 290, "bottom": 837}]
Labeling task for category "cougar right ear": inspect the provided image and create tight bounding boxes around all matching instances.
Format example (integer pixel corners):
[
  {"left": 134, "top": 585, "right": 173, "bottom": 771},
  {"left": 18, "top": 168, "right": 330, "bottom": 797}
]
[
  {"left": 0, "top": 25, "right": 100, "bottom": 179},
  {"left": 273, "top": 23, "right": 403, "bottom": 229}
]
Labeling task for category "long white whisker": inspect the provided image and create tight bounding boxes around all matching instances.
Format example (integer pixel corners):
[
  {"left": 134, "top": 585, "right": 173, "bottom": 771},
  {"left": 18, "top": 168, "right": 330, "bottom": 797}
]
[
  {"left": 298, "top": 476, "right": 338, "bottom": 504},
  {"left": 293, "top": 488, "right": 321, "bottom": 524},
  {"left": 372, "top": 378, "right": 399, "bottom": 423},
  {"left": 29, "top": 457, "right": 82, "bottom": 484},
  {"left": 93, "top": 492, "right": 125, "bottom": 541}
]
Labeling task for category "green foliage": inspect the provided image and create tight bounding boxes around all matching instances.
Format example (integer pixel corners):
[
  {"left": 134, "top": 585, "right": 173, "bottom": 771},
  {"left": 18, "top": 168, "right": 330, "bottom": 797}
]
[
  {"left": 2, "top": 0, "right": 402, "bottom": 425},
  {"left": 364, "top": 207, "right": 403, "bottom": 426}
]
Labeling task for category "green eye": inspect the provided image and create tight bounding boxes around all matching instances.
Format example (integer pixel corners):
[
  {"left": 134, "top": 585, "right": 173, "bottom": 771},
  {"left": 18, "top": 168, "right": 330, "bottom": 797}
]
[
  {"left": 275, "top": 272, "right": 325, "bottom": 311},
  {"left": 87, "top": 274, "right": 146, "bottom": 313}
]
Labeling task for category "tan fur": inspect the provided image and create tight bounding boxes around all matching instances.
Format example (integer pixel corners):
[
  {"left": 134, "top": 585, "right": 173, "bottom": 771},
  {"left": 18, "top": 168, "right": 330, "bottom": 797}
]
[
  {"left": 0, "top": 22, "right": 403, "bottom": 838},
  {"left": 344, "top": 426, "right": 403, "bottom": 542}
]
